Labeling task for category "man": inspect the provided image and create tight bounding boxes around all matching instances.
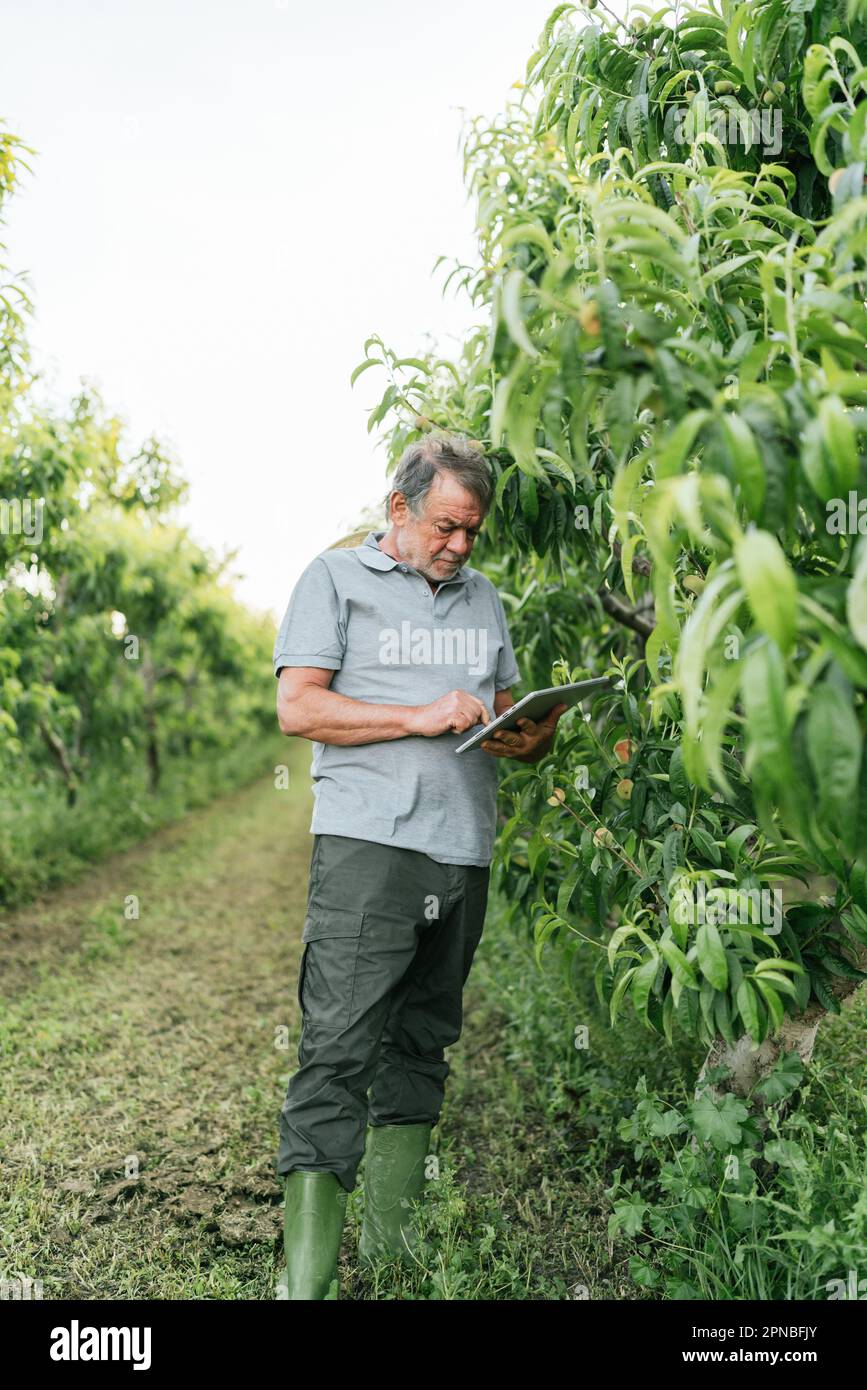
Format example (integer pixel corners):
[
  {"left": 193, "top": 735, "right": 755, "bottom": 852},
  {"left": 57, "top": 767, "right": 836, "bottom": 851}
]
[{"left": 272, "top": 433, "right": 567, "bottom": 1298}]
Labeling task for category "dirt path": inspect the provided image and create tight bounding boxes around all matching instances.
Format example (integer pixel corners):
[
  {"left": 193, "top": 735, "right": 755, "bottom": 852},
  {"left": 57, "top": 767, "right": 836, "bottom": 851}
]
[
  {"left": 0, "top": 737, "right": 626, "bottom": 1301},
  {"left": 0, "top": 740, "right": 315, "bottom": 1300}
]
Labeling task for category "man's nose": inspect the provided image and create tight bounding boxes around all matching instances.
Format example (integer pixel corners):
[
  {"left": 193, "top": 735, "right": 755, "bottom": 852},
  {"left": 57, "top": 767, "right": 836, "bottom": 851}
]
[{"left": 446, "top": 530, "right": 473, "bottom": 556}]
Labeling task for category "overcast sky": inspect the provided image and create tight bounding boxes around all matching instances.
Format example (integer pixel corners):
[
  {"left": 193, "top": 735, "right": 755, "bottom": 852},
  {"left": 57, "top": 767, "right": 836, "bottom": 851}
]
[{"left": 0, "top": 0, "right": 591, "bottom": 621}]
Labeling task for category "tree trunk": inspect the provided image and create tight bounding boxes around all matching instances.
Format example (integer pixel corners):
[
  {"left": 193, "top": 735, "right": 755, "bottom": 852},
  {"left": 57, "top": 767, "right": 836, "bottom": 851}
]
[
  {"left": 39, "top": 722, "right": 77, "bottom": 806},
  {"left": 697, "top": 937, "right": 867, "bottom": 1101},
  {"left": 697, "top": 1005, "right": 824, "bottom": 1098},
  {"left": 141, "top": 656, "right": 161, "bottom": 793},
  {"left": 40, "top": 574, "right": 78, "bottom": 804}
]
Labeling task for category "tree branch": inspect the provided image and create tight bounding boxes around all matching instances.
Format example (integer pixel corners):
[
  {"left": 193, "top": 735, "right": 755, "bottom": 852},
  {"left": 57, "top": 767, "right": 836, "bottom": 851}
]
[
  {"left": 596, "top": 586, "right": 656, "bottom": 638},
  {"left": 612, "top": 538, "right": 652, "bottom": 577}
]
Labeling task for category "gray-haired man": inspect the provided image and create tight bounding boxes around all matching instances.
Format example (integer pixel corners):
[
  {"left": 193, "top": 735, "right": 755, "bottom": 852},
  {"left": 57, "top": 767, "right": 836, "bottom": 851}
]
[{"left": 273, "top": 435, "right": 567, "bottom": 1298}]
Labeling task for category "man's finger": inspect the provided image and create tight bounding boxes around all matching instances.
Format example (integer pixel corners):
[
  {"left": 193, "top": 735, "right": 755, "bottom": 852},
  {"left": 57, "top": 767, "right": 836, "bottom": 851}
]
[
  {"left": 480, "top": 739, "right": 512, "bottom": 755},
  {"left": 490, "top": 729, "right": 524, "bottom": 748}
]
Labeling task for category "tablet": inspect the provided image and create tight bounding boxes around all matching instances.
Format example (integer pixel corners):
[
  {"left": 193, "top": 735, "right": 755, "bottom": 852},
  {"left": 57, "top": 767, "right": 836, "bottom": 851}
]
[{"left": 454, "top": 676, "right": 617, "bottom": 754}]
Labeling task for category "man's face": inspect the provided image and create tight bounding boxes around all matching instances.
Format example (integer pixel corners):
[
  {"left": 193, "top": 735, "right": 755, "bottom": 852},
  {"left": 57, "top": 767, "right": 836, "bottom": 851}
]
[{"left": 390, "top": 473, "right": 484, "bottom": 582}]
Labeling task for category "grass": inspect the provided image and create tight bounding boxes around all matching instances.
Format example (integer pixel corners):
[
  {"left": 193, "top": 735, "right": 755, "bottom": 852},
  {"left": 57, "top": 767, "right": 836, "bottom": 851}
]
[
  {"left": 0, "top": 728, "right": 287, "bottom": 909},
  {"left": 1, "top": 736, "right": 865, "bottom": 1299}
]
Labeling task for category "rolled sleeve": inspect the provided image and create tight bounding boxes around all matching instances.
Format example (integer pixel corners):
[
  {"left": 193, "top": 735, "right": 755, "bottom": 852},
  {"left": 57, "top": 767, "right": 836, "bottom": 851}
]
[{"left": 273, "top": 557, "right": 346, "bottom": 677}]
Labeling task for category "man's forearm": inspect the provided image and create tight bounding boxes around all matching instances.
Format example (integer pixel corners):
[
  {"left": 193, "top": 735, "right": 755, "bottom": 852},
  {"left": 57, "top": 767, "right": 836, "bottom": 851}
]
[{"left": 278, "top": 685, "right": 419, "bottom": 745}]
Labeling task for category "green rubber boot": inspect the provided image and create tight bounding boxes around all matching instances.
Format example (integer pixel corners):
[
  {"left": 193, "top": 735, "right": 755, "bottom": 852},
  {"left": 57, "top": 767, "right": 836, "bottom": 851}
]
[
  {"left": 281, "top": 1171, "right": 348, "bottom": 1300},
  {"left": 359, "top": 1122, "right": 432, "bottom": 1265}
]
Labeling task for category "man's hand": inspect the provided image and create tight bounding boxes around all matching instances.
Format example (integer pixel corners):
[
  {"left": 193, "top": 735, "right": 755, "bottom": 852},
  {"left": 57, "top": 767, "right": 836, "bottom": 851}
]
[
  {"left": 408, "top": 689, "right": 493, "bottom": 738},
  {"left": 480, "top": 703, "right": 568, "bottom": 762}
]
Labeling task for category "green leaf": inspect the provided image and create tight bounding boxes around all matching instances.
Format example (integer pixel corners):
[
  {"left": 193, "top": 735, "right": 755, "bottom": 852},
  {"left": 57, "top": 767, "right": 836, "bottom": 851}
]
[
  {"left": 494, "top": 462, "right": 518, "bottom": 508},
  {"left": 754, "top": 1051, "right": 804, "bottom": 1105},
  {"left": 609, "top": 1194, "right": 647, "bottom": 1238},
  {"left": 349, "top": 357, "right": 383, "bottom": 387},
  {"left": 803, "top": 45, "right": 832, "bottom": 119},
  {"left": 663, "top": 829, "right": 684, "bottom": 888},
  {"left": 631, "top": 955, "right": 661, "bottom": 1026},
  {"left": 819, "top": 395, "right": 859, "bottom": 492},
  {"left": 812, "top": 971, "right": 841, "bottom": 1013},
  {"left": 556, "top": 858, "right": 583, "bottom": 917},
  {"left": 734, "top": 529, "right": 797, "bottom": 653},
  {"left": 696, "top": 921, "right": 729, "bottom": 990},
  {"left": 764, "top": 1138, "right": 808, "bottom": 1172},
  {"left": 802, "top": 415, "right": 838, "bottom": 502},
  {"left": 806, "top": 678, "right": 862, "bottom": 839},
  {"left": 848, "top": 539, "right": 867, "bottom": 653},
  {"left": 502, "top": 268, "right": 539, "bottom": 358},
  {"left": 527, "top": 827, "right": 548, "bottom": 876},
  {"left": 654, "top": 411, "right": 709, "bottom": 479},
  {"left": 721, "top": 414, "right": 765, "bottom": 518},
  {"left": 736, "top": 978, "right": 763, "bottom": 1041},
  {"left": 714, "top": 989, "right": 736, "bottom": 1046},
  {"left": 690, "top": 826, "right": 722, "bottom": 866},
  {"left": 800, "top": 596, "right": 867, "bottom": 687},
  {"left": 659, "top": 934, "right": 699, "bottom": 990},
  {"left": 610, "top": 965, "right": 638, "bottom": 1025},
  {"left": 668, "top": 745, "right": 690, "bottom": 803},
  {"left": 754, "top": 978, "right": 784, "bottom": 1032},
  {"left": 741, "top": 641, "right": 795, "bottom": 794},
  {"left": 698, "top": 252, "right": 762, "bottom": 292},
  {"left": 725, "top": 823, "right": 757, "bottom": 862},
  {"left": 689, "top": 1091, "right": 749, "bottom": 1150},
  {"left": 519, "top": 470, "right": 539, "bottom": 523},
  {"left": 752, "top": 970, "right": 799, "bottom": 998},
  {"left": 533, "top": 913, "right": 559, "bottom": 968}
]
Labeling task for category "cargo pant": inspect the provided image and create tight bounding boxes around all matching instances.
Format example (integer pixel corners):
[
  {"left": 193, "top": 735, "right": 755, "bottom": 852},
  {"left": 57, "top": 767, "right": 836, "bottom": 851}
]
[{"left": 275, "top": 833, "right": 490, "bottom": 1194}]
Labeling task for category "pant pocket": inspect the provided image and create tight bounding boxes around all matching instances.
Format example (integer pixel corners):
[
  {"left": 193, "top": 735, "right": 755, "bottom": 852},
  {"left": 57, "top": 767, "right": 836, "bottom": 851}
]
[
  {"left": 297, "top": 944, "right": 310, "bottom": 1012},
  {"left": 300, "top": 904, "right": 365, "bottom": 1030}
]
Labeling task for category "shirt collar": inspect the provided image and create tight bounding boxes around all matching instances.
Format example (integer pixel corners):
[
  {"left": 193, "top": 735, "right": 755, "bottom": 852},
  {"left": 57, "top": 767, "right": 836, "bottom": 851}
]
[
  {"left": 357, "top": 530, "right": 469, "bottom": 586},
  {"left": 357, "top": 530, "right": 399, "bottom": 571}
]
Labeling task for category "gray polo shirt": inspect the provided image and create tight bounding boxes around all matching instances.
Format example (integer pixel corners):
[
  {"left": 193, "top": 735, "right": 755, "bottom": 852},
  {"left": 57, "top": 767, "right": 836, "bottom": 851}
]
[{"left": 273, "top": 530, "right": 521, "bottom": 866}]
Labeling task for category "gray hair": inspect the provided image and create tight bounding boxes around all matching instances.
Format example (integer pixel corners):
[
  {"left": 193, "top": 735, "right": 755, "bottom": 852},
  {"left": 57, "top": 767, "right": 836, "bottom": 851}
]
[{"left": 383, "top": 433, "right": 492, "bottom": 522}]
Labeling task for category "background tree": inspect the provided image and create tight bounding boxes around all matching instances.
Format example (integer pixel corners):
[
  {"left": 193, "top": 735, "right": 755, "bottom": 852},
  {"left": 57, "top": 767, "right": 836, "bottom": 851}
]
[{"left": 0, "top": 123, "right": 277, "bottom": 905}]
